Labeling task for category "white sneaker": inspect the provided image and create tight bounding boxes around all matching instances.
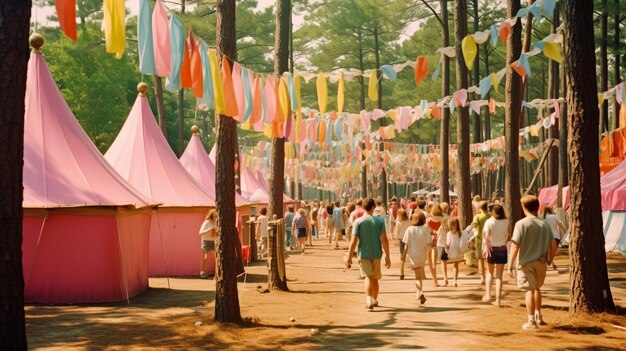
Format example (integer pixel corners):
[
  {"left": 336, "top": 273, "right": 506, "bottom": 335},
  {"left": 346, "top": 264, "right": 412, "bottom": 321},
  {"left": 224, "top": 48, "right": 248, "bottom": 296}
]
[
  {"left": 200, "top": 271, "right": 207, "bottom": 279},
  {"left": 522, "top": 320, "right": 538, "bottom": 330},
  {"left": 535, "top": 313, "right": 547, "bottom": 326}
]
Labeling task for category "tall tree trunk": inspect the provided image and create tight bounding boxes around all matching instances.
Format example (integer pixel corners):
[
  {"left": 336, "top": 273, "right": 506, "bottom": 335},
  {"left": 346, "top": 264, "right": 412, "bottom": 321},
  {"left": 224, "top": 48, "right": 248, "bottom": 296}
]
[
  {"left": 470, "top": 0, "right": 481, "bottom": 198},
  {"left": 373, "top": 26, "right": 388, "bottom": 206},
  {"left": 358, "top": 31, "right": 367, "bottom": 198},
  {"left": 214, "top": 0, "right": 242, "bottom": 323},
  {"left": 268, "top": 0, "right": 290, "bottom": 291},
  {"left": 504, "top": 0, "right": 523, "bottom": 232},
  {"left": 440, "top": 0, "right": 450, "bottom": 204},
  {"left": 483, "top": 45, "right": 491, "bottom": 141},
  {"left": 564, "top": 0, "right": 615, "bottom": 313},
  {"left": 454, "top": 0, "right": 472, "bottom": 227},
  {"left": 558, "top": 55, "right": 569, "bottom": 206},
  {"left": 177, "top": 90, "right": 185, "bottom": 155},
  {"left": 600, "top": 0, "right": 609, "bottom": 134},
  {"left": 154, "top": 76, "right": 168, "bottom": 138},
  {"left": 612, "top": 0, "right": 621, "bottom": 130},
  {"left": 0, "top": 2, "right": 31, "bottom": 348},
  {"left": 547, "top": 8, "right": 560, "bottom": 187}
]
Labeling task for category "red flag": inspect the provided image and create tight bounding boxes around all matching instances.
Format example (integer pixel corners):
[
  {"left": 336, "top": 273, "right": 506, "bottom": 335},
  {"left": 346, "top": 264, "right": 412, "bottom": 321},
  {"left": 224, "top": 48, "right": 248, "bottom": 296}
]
[
  {"left": 180, "top": 32, "right": 193, "bottom": 88},
  {"left": 190, "top": 33, "right": 203, "bottom": 98},
  {"left": 55, "top": 0, "right": 77, "bottom": 41}
]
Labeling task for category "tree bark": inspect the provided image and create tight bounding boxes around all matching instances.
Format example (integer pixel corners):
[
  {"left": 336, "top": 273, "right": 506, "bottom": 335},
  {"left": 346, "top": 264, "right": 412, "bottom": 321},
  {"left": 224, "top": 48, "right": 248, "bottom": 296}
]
[
  {"left": 373, "top": 26, "right": 388, "bottom": 206},
  {"left": 564, "top": 0, "right": 615, "bottom": 314},
  {"left": 470, "top": 0, "right": 481, "bottom": 198},
  {"left": 558, "top": 55, "right": 569, "bottom": 207},
  {"left": 454, "top": 0, "right": 472, "bottom": 227},
  {"left": 612, "top": 0, "right": 621, "bottom": 131},
  {"left": 154, "top": 76, "right": 168, "bottom": 138},
  {"left": 504, "top": 0, "right": 523, "bottom": 233},
  {"left": 214, "top": 0, "right": 242, "bottom": 323},
  {"left": 0, "top": 1, "right": 30, "bottom": 348},
  {"left": 440, "top": 0, "right": 450, "bottom": 204},
  {"left": 547, "top": 8, "right": 560, "bottom": 187},
  {"left": 600, "top": 0, "right": 609, "bottom": 134},
  {"left": 268, "top": 0, "right": 290, "bottom": 291},
  {"left": 358, "top": 31, "right": 368, "bottom": 198}
]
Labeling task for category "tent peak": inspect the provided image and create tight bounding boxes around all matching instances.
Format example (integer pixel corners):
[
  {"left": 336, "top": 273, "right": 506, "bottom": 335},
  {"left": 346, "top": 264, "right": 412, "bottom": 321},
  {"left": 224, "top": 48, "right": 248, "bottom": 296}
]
[
  {"left": 29, "top": 33, "right": 44, "bottom": 51},
  {"left": 137, "top": 82, "right": 149, "bottom": 95},
  {"left": 191, "top": 125, "right": 199, "bottom": 134}
]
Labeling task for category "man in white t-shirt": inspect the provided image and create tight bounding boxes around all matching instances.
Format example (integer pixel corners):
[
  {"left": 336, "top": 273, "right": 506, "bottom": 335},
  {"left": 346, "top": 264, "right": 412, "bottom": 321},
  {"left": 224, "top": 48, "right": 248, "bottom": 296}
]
[{"left": 256, "top": 208, "right": 269, "bottom": 259}]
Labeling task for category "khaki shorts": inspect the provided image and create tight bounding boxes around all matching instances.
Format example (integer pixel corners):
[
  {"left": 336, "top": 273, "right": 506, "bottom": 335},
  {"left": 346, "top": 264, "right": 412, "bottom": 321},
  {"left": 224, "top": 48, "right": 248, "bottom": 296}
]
[
  {"left": 359, "top": 258, "right": 382, "bottom": 280},
  {"left": 517, "top": 259, "right": 548, "bottom": 291}
]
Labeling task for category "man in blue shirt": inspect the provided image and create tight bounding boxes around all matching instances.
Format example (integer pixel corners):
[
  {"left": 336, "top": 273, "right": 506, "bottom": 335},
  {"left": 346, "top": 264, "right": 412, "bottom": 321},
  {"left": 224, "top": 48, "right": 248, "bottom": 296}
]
[
  {"left": 284, "top": 206, "right": 296, "bottom": 250},
  {"left": 347, "top": 198, "right": 391, "bottom": 311},
  {"left": 332, "top": 200, "right": 344, "bottom": 249}
]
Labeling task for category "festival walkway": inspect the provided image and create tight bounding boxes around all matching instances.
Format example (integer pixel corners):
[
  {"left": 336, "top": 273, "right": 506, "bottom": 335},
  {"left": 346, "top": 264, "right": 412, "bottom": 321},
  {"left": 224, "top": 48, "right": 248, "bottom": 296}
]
[{"left": 26, "top": 237, "right": 626, "bottom": 350}]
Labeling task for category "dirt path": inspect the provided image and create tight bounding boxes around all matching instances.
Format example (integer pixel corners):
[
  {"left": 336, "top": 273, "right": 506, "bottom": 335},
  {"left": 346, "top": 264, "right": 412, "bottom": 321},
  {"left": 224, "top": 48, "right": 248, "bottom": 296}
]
[{"left": 26, "top": 237, "right": 626, "bottom": 350}]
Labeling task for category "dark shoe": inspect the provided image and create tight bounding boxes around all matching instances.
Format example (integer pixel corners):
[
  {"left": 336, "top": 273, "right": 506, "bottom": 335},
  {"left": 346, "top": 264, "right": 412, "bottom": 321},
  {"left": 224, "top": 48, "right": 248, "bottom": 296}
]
[
  {"left": 420, "top": 294, "right": 427, "bottom": 305},
  {"left": 400, "top": 275, "right": 404, "bottom": 280},
  {"left": 365, "top": 304, "right": 374, "bottom": 311}
]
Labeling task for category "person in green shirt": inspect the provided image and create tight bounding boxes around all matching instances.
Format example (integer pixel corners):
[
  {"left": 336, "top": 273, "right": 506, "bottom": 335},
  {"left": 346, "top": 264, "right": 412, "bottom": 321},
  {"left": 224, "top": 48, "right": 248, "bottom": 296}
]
[
  {"left": 472, "top": 201, "right": 490, "bottom": 285},
  {"left": 346, "top": 198, "right": 391, "bottom": 311}
]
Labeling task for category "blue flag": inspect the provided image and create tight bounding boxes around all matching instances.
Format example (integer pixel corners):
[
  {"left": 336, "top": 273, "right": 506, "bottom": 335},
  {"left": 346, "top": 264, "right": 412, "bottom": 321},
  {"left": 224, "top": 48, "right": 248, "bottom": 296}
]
[
  {"left": 165, "top": 15, "right": 185, "bottom": 93},
  {"left": 138, "top": 0, "right": 156, "bottom": 74}
]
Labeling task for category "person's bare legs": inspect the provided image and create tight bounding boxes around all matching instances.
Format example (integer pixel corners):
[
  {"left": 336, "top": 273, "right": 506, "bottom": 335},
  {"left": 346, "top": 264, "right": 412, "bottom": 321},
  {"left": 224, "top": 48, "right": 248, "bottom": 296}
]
[
  {"left": 494, "top": 263, "right": 504, "bottom": 306},
  {"left": 427, "top": 250, "right": 439, "bottom": 286},
  {"left": 525, "top": 290, "right": 535, "bottom": 317},
  {"left": 534, "top": 289, "right": 544, "bottom": 323},
  {"left": 200, "top": 252, "right": 206, "bottom": 275},
  {"left": 483, "top": 262, "right": 494, "bottom": 302},
  {"left": 452, "top": 261, "right": 460, "bottom": 286},
  {"left": 478, "top": 258, "right": 486, "bottom": 285},
  {"left": 414, "top": 268, "right": 426, "bottom": 304},
  {"left": 400, "top": 257, "right": 405, "bottom": 279},
  {"left": 299, "top": 237, "right": 306, "bottom": 253},
  {"left": 372, "top": 278, "right": 380, "bottom": 301},
  {"left": 440, "top": 258, "right": 449, "bottom": 286},
  {"left": 333, "top": 228, "right": 340, "bottom": 248},
  {"left": 364, "top": 276, "right": 373, "bottom": 306}
]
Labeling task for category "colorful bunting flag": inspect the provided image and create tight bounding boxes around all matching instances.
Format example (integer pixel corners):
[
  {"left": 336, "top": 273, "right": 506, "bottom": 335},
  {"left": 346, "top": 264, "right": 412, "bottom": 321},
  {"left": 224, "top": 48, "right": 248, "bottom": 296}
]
[
  {"left": 56, "top": 0, "right": 77, "bottom": 41},
  {"left": 103, "top": 0, "right": 126, "bottom": 58},
  {"left": 138, "top": 0, "right": 156, "bottom": 74},
  {"left": 165, "top": 14, "right": 183, "bottom": 91},
  {"left": 152, "top": 0, "right": 171, "bottom": 76},
  {"left": 316, "top": 73, "right": 328, "bottom": 114},
  {"left": 461, "top": 35, "right": 477, "bottom": 70},
  {"left": 368, "top": 70, "right": 378, "bottom": 102},
  {"left": 414, "top": 56, "right": 429, "bottom": 85},
  {"left": 337, "top": 72, "right": 345, "bottom": 113}
]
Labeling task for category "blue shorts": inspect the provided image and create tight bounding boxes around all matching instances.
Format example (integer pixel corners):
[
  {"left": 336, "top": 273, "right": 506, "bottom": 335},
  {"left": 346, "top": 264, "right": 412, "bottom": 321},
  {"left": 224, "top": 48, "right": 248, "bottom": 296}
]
[
  {"left": 297, "top": 227, "right": 307, "bottom": 238},
  {"left": 488, "top": 246, "right": 508, "bottom": 264}
]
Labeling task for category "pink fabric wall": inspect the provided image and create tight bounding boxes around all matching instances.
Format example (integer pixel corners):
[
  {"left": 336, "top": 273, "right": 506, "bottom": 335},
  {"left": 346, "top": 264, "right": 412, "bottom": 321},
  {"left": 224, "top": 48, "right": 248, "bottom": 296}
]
[
  {"left": 22, "top": 212, "right": 151, "bottom": 303},
  {"left": 148, "top": 210, "right": 214, "bottom": 276}
]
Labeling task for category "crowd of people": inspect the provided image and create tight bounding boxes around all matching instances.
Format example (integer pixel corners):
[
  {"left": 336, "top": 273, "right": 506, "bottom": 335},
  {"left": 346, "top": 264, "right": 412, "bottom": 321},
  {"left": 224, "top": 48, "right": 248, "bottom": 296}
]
[{"left": 200, "top": 191, "right": 567, "bottom": 330}]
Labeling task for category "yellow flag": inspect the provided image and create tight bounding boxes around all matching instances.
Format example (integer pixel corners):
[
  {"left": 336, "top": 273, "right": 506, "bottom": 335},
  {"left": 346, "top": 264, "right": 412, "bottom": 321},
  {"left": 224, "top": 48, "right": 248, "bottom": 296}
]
[
  {"left": 337, "top": 72, "right": 345, "bottom": 113},
  {"left": 461, "top": 35, "right": 477, "bottom": 70},
  {"left": 295, "top": 109, "right": 302, "bottom": 140},
  {"left": 103, "top": 0, "right": 126, "bottom": 57},
  {"left": 490, "top": 73, "right": 500, "bottom": 93},
  {"left": 598, "top": 93, "right": 605, "bottom": 107},
  {"left": 279, "top": 76, "right": 291, "bottom": 117},
  {"left": 316, "top": 73, "right": 328, "bottom": 114},
  {"left": 208, "top": 49, "right": 226, "bottom": 114},
  {"left": 264, "top": 124, "right": 273, "bottom": 138},
  {"left": 543, "top": 42, "right": 562, "bottom": 64},
  {"left": 294, "top": 74, "right": 302, "bottom": 111},
  {"left": 368, "top": 70, "right": 378, "bottom": 102}
]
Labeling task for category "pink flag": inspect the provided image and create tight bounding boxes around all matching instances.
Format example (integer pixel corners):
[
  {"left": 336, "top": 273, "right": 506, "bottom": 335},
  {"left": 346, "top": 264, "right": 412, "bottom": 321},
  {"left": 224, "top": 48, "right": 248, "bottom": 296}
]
[
  {"left": 152, "top": 0, "right": 171, "bottom": 77},
  {"left": 232, "top": 63, "right": 245, "bottom": 123}
]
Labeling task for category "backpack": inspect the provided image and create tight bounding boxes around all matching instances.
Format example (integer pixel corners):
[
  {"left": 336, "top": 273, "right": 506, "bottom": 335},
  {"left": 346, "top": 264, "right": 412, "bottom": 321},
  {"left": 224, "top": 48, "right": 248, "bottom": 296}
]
[{"left": 459, "top": 229, "right": 470, "bottom": 254}]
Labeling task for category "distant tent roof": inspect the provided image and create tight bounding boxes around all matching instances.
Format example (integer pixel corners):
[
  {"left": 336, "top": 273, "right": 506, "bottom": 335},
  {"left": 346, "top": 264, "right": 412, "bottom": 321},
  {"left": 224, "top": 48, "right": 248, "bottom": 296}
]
[
  {"left": 104, "top": 89, "right": 214, "bottom": 207},
  {"left": 412, "top": 188, "right": 431, "bottom": 196},
  {"left": 428, "top": 189, "right": 458, "bottom": 197},
  {"left": 23, "top": 50, "right": 155, "bottom": 209},
  {"left": 179, "top": 131, "right": 248, "bottom": 207}
]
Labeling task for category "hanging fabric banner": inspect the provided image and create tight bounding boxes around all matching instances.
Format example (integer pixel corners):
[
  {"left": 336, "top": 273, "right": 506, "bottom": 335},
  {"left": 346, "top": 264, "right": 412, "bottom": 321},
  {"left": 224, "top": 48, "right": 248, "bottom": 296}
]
[
  {"left": 103, "top": 0, "right": 126, "bottom": 58},
  {"left": 165, "top": 14, "right": 184, "bottom": 91},
  {"left": 56, "top": 0, "right": 77, "bottom": 41},
  {"left": 138, "top": 0, "right": 156, "bottom": 74},
  {"left": 337, "top": 72, "right": 345, "bottom": 113},
  {"left": 316, "top": 73, "right": 328, "bottom": 114},
  {"left": 368, "top": 70, "right": 378, "bottom": 102}
]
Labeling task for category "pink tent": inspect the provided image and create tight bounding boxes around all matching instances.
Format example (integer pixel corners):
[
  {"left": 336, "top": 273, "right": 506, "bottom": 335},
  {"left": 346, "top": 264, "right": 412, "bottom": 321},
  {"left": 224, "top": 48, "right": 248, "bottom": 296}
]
[
  {"left": 179, "top": 130, "right": 249, "bottom": 208},
  {"left": 23, "top": 48, "right": 157, "bottom": 303},
  {"left": 105, "top": 90, "right": 215, "bottom": 277},
  {"left": 538, "top": 184, "right": 570, "bottom": 211}
]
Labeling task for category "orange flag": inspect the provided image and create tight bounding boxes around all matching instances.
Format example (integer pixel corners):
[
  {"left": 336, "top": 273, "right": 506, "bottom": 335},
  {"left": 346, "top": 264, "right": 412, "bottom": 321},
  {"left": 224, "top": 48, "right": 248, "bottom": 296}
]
[
  {"left": 489, "top": 98, "right": 496, "bottom": 114},
  {"left": 498, "top": 22, "right": 511, "bottom": 45},
  {"left": 250, "top": 75, "right": 262, "bottom": 125},
  {"left": 220, "top": 57, "right": 239, "bottom": 118},
  {"left": 55, "top": 0, "right": 77, "bottom": 41},
  {"left": 431, "top": 103, "right": 441, "bottom": 119},
  {"left": 414, "top": 56, "right": 429, "bottom": 85},
  {"left": 190, "top": 33, "right": 203, "bottom": 98},
  {"left": 180, "top": 32, "right": 193, "bottom": 88}
]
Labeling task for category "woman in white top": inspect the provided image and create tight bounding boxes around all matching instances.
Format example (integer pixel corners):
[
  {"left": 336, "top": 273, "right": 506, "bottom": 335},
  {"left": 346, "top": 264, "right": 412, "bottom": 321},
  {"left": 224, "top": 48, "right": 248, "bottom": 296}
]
[
  {"left": 437, "top": 203, "right": 451, "bottom": 286},
  {"left": 198, "top": 209, "right": 217, "bottom": 279},
  {"left": 541, "top": 206, "right": 565, "bottom": 270},
  {"left": 481, "top": 204, "right": 509, "bottom": 306},
  {"left": 394, "top": 209, "right": 411, "bottom": 280},
  {"left": 401, "top": 211, "right": 432, "bottom": 305}
]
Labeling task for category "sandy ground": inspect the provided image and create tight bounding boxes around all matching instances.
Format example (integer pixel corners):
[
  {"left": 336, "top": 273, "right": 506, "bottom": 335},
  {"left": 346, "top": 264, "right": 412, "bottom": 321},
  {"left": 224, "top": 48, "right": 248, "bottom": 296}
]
[{"left": 26, "top": 233, "right": 626, "bottom": 351}]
